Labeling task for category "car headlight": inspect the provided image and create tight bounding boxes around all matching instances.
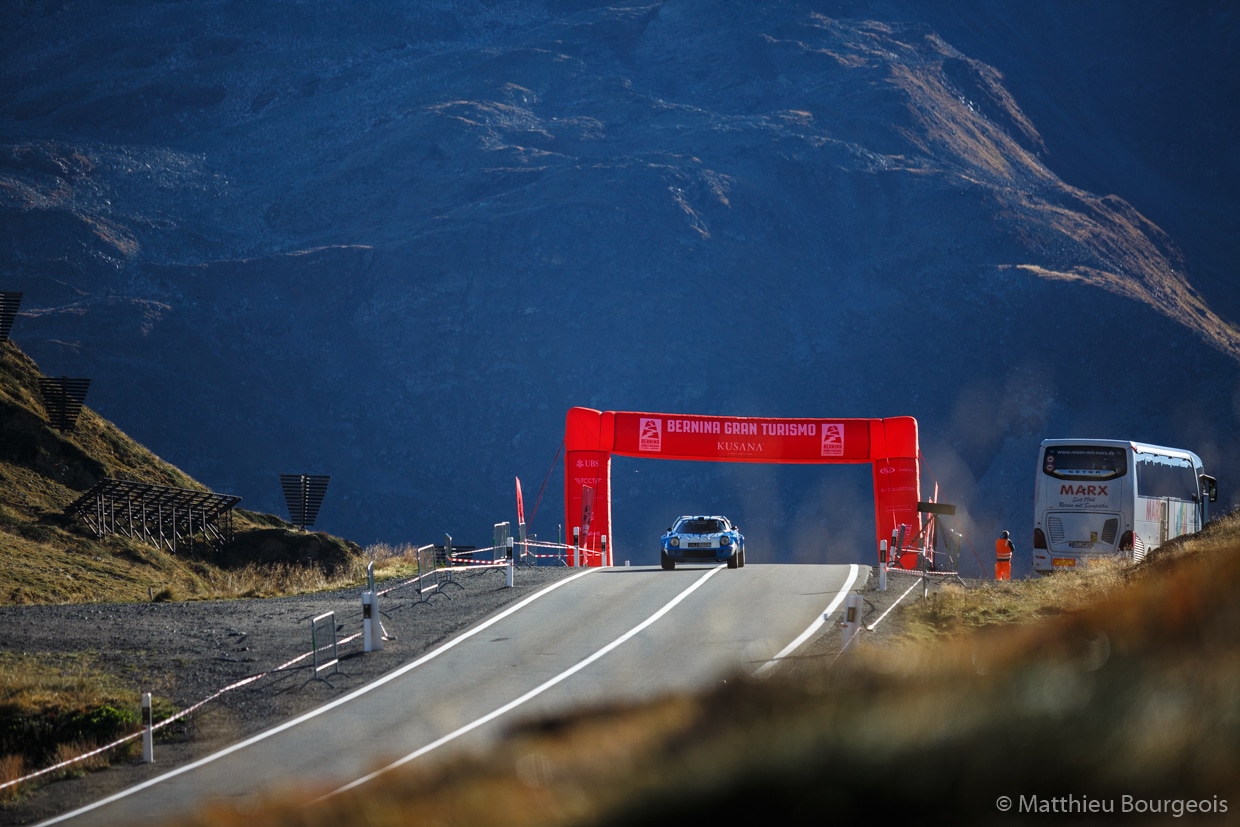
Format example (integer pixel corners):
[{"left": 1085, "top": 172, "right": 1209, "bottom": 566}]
[
  {"left": 669, "top": 537, "right": 680, "bottom": 547},
  {"left": 720, "top": 535, "right": 731, "bottom": 546}
]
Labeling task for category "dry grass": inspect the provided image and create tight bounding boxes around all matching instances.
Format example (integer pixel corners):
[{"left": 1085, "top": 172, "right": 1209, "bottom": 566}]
[
  {"left": 0, "top": 651, "right": 147, "bottom": 795},
  {"left": 197, "top": 561, "right": 362, "bottom": 600},
  {"left": 190, "top": 544, "right": 424, "bottom": 600},
  {"left": 895, "top": 556, "right": 1126, "bottom": 644},
  {"left": 0, "top": 652, "right": 131, "bottom": 710},
  {"left": 362, "top": 541, "right": 428, "bottom": 581},
  {"left": 0, "top": 755, "right": 24, "bottom": 802},
  {"left": 51, "top": 739, "right": 118, "bottom": 776}
]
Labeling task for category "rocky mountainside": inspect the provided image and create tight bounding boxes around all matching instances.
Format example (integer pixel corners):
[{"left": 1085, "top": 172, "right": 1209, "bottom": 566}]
[{"left": 2, "top": 1, "right": 1237, "bottom": 574}]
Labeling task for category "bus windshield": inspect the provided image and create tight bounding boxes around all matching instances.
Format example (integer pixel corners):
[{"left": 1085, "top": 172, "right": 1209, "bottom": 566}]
[{"left": 1042, "top": 445, "right": 1127, "bottom": 481}]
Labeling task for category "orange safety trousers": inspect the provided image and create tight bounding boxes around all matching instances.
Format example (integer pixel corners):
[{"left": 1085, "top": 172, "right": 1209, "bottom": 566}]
[{"left": 995, "top": 537, "right": 1013, "bottom": 581}]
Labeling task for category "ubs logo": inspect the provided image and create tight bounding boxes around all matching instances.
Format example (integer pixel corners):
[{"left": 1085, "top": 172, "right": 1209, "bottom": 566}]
[{"left": 639, "top": 418, "right": 662, "bottom": 452}]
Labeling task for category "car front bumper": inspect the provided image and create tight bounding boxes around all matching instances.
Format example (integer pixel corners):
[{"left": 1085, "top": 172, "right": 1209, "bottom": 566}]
[{"left": 663, "top": 545, "right": 737, "bottom": 563}]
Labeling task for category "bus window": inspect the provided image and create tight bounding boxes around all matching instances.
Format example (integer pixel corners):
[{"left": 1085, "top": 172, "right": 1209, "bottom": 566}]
[
  {"left": 1042, "top": 446, "right": 1127, "bottom": 481},
  {"left": 1135, "top": 453, "right": 1198, "bottom": 500}
]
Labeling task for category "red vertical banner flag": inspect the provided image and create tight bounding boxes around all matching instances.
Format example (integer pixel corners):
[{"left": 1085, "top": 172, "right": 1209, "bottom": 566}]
[{"left": 515, "top": 476, "right": 525, "bottom": 526}]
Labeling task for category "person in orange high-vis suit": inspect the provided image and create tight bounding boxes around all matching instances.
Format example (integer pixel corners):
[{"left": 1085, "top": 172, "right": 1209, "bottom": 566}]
[{"left": 995, "top": 530, "right": 1014, "bottom": 580}]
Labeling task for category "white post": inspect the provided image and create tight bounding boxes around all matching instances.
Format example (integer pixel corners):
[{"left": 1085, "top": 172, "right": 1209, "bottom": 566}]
[
  {"left": 142, "top": 692, "right": 154, "bottom": 763},
  {"left": 841, "top": 592, "right": 864, "bottom": 653},
  {"left": 573, "top": 526, "right": 581, "bottom": 568},
  {"left": 601, "top": 535, "right": 608, "bottom": 567},
  {"left": 506, "top": 537, "right": 514, "bottom": 588},
  {"left": 878, "top": 540, "right": 888, "bottom": 592},
  {"left": 921, "top": 528, "right": 930, "bottom": 601},
  {"left": 363, "top": 590, "right": 383, "bottom": 652}
]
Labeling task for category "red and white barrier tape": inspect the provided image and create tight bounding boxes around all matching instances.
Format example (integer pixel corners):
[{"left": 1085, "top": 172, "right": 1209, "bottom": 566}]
[
  {"left": 885, "top": 565, "right": 960, "bottom": 578},
  {"left": 0, "top": 632, "right": 361, "bottom": 793}
]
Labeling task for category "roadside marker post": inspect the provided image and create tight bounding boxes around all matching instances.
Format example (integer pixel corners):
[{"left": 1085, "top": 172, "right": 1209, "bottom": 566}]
[
  {"left": 363, "top": 591, "right": 382, "bottom": 652},
  {"left": 878, "top": 540, "right": 889, "bottom": 592},
  {"left": 363, "top": 561, "right": 383, "bottom": 652},
  {"left": 841, "top": 592, "right": 864, "bottom": 653},
  {"left": 506, "top": 537, "right": 514, "bottom": 588},
  {"left": 142, "top": 692, "right": 154, "bottom": 763},
  {"left": 920, "top": 528, "right": 930, "bottom": 601}
]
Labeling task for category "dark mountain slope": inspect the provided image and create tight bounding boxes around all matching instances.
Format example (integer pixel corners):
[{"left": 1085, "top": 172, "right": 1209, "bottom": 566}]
[{"left": 1, "top": 2, "right": 1236, "bottom": 574}]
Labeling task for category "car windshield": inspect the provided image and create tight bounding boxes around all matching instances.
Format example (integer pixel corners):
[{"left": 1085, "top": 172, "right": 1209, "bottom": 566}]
[{"left": 676, "top": 518, "right": 725, "bottom": 534}]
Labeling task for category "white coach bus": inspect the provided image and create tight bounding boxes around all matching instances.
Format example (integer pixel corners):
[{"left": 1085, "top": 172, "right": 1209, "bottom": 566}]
[{"left": 1032, "top": 439, "right": 1218, "bottom": 574}]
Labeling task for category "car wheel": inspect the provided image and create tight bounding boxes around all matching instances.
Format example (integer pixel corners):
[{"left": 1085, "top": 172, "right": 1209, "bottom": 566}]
[
  {"left": 739, "top": 547, "right": 746, "bottom": 567},
  {"left": 661, "top": 550, "right": 675, "bottom": 571},
  {"left": 726, "top": 550, "right": 739, "bottom": 569}
]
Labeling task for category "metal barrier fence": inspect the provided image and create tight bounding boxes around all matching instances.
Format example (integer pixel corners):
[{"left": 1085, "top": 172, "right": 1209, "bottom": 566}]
[
  {"left": 308, "top": 611, "right": 341, "bottom": 686},
  {"left": 445, "top": 538, "right": 604, "bottom": 567}
]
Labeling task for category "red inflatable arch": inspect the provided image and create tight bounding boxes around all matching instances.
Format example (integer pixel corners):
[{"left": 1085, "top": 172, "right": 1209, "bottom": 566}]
[{"left": 563, "top": 407, "right": 923, "bottom": 568}]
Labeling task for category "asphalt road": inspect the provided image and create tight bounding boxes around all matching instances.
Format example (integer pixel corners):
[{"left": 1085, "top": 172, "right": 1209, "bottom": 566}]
[{"left": 42, "top": 563, "right": 862, "bottom": 826}]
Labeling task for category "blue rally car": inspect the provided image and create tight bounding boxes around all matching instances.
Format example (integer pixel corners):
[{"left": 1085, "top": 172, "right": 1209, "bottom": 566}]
[{"left": 660, "top": 515, "right": 746, "bottom": 570}]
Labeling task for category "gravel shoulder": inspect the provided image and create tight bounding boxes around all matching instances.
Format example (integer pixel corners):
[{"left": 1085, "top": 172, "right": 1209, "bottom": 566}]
[{"left": 0, "top": 563, "right": 928, "bottom": 826}]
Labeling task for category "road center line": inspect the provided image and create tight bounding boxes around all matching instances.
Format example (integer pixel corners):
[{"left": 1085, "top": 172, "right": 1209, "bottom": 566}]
[
  {"left": 39, "top": 567, "right": 601, "bottom": 826},
  {"left": 320, "top": 564, "right": 726, "bottom": 800}
]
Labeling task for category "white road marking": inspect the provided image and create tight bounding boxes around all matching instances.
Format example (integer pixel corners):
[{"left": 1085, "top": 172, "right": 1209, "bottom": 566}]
[
  {"left": 37, "top": 567, "right": 601, "bottom": 826},
  {"left": 752, "top": 563, "right": 861, "bottom": 679},
  {"left": 319, "top": 564, "right": 727, "bottom": 799}
]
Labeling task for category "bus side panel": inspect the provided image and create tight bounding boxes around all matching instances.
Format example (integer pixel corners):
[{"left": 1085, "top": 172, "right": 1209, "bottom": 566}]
[
  {"left": 1170, "top": 498, "right": 1198, "bottom": 541},
  {"left": 1135, "top": 497, "right": 1198, "bottom": 559},
  {"left": 1134, "top": 496, "right": 1161, "bottom": 561}
]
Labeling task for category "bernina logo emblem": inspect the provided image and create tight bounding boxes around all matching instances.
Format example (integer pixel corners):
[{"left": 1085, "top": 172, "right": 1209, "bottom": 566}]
[
  {"left": 878, "top": 465, "right": 896, "bottom": 474},
  {"left": 639, "top": 418, "right": 662, "bottom": 452},
  {"left": 821, "top": 423, "right": 844, "bottom": 457}
]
